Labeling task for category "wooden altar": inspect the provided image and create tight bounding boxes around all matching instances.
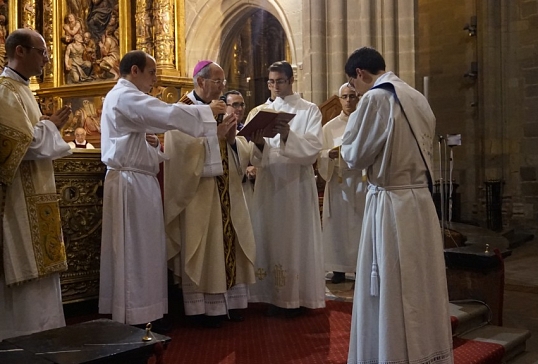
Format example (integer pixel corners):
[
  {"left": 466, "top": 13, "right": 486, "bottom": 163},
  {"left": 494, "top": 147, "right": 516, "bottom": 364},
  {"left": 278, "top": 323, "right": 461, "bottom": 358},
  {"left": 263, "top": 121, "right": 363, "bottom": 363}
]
[{"left": 54, "top": 150, "right": 105, "bottom": 303}]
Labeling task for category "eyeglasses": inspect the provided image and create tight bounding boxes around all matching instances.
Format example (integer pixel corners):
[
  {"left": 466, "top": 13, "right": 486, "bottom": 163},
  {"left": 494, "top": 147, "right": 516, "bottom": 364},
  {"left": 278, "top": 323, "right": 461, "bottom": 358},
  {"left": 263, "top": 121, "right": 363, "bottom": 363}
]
[
  {"left": 206, "top": 78, "right": 227, "bottom": 86},
  {"left": 346, "top": 77, "right": 356, "bottom": 90},
  {"left": 227, "top": 102, "right": 245, "bottom": 109},
  {"left": 340, "top": 94, "right": 358, "bottom": 100},
  {"left": 22, "top": 45, "right": 49, "bottom": 57},
  {"left": 267, "top": 79, "right": 288, "bottom": 86}
]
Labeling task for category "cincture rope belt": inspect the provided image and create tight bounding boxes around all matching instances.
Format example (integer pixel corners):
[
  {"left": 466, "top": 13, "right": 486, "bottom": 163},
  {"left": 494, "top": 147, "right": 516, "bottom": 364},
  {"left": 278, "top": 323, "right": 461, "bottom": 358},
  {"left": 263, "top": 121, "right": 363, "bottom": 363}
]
[
  {"left": 107, "top": 167, "right": 156, "bottom": 177},
  {"left": 367, "top": 183, "right": 428, "bottom": 296}
]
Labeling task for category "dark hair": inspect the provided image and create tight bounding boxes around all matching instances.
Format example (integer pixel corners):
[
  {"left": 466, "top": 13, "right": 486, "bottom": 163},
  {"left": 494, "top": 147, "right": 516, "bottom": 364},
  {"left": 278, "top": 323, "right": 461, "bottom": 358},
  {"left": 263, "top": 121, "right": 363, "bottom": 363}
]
[
  {"left": 268, "top": 61, "right": 293, "bottom": 79},
  {"left": 224, "top": 90, "right": 242, "bottom": 103},
  {"left": 5, "top": 29, "right": 33, "bottom": 59},
  {"left": 344, "top": 47, "right": 386, "bottom": 78},
  {"left": 119, "top": 50, "right": 148, "bottom": 77}
]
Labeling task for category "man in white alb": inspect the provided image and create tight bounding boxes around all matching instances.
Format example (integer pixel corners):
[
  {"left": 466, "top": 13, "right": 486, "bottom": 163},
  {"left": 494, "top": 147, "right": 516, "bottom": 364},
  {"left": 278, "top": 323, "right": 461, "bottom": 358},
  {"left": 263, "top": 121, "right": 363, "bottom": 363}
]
[
  {"left": 247, "top": 61, "right": 325, "bottom": 317},
  {"left": 341, "top": 47, "right": 453, "bottom": 364},
  {"left": 317, "top": 83, "right": 365, "bottom": 285},
  {"left": 99, "top": 50, "right": 226, "bottom": 326}
]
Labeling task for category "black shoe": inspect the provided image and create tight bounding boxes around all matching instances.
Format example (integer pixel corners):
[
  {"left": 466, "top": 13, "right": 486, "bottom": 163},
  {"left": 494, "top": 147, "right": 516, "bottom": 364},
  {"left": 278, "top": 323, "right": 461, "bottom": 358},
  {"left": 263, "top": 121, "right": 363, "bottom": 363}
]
[
  {"left": 151, "top": 318, "right": 173, "bottom": 334},
  {"left": 284, "top": 307, "right": 306, "bottom": 318},
  {"left": 228, "top": 309, "right": 244, "bottom": 322},
  {"left": 192, "top": 314, "right": 221, "bottom": 328},
  {"left": 264, "top": 304, "right": 282, "bottom": 317},
  {"left": 331, "top": 271, "right": 346, "bottom": 284}
]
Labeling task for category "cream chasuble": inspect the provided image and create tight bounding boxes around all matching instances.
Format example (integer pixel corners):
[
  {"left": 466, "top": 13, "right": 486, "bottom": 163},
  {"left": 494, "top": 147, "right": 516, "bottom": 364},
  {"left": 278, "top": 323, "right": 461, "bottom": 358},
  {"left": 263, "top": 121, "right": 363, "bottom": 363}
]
[
  {"left": 164, "top": 92, "right": 256, "bottom": 316},
  {"left": 1, "top": 68, "right": 70, "bottom": 340}
]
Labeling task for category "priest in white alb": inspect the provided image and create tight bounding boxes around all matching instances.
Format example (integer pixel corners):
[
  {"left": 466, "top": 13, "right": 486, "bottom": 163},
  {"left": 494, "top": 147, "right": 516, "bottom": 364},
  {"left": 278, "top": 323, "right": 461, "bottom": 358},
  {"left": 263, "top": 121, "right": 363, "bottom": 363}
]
[
  {"left": 247, "top": 61, "right": 325, "bottom": 316},
  {"left": 317, "top": 83, "right": 366, "bottom": 285},
  {"left": 99, "top": 51, "right": 226, "bottom": 325},
  {"left": 341, "top": 47, "right": 453, "bottom": 363}
]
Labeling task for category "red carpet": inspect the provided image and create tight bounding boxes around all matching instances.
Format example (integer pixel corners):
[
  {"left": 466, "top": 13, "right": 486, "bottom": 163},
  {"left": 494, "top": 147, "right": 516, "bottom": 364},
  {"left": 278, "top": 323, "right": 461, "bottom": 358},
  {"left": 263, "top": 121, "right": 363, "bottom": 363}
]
[
  {"left": 149, "top": 301, "right": 352, "bottom": 364},
  {"left": 453, "top": 337, "right": 505, "bottom": 364},
  {"left": 66, "top": 300, "right": 506, "bottom": 364}
]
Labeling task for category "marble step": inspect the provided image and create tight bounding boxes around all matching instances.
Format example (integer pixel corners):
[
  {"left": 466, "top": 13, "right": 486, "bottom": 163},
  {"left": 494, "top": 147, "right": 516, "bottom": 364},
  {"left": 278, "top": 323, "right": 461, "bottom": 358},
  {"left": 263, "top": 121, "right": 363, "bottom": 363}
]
[
  {"left": 507, "top": 350, "right": 538, "bottom": 363},
  {"left": 458, "top": 325, "right": 532, "bottom": 362},
  {"left": 449, "top": 301, "right": 491, "bottom": 336}
]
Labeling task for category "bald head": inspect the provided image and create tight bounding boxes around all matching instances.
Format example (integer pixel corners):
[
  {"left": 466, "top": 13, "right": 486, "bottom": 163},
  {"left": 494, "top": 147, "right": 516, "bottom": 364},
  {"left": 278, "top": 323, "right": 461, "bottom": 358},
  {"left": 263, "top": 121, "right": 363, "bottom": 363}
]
[
  {"left": 74, "top": 127, "right": 87, "bottom": 144},
  {"left": 5, "top": 29, "right": 39, "bottom": 59}
]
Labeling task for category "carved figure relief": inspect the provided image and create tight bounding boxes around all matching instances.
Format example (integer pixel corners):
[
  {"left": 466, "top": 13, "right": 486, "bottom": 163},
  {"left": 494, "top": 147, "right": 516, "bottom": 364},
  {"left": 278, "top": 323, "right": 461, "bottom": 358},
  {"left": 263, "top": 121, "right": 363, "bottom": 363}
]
[
  {"left": 65, "top": 33, "right": 93, "bottom": 83},
  {"left": 0, "top": 0, "right": 7, "bottom": 73},
  {"left": 22, "top": 1, "right": 34, "bottom": 29},
  {"left": 60, "top": 97, "right": 103, "bottom": 140},
  {"left": 62, "top": 0, "right": 120, "bottom": 84}
]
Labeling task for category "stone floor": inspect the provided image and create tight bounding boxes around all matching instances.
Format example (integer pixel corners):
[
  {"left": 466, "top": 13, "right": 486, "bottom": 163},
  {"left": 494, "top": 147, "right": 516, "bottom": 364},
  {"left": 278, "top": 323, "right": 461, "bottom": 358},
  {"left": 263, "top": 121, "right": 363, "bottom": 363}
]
[
  {"left": 325, "top": 237, "right": 538, "bottom": 355},
  {"left": 503, "top": 239, "right": 538, "bottom": 354}
]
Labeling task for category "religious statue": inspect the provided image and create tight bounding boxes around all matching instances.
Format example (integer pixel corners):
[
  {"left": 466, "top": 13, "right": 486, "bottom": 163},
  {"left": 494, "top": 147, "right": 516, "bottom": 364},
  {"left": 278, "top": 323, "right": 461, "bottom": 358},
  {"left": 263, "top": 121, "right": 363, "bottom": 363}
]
[
  {"left": 62, "top": 13, "right": 83, "bottom": 44},
  {"left": 65, "top": 34, "right": 93, "bottom": 83}
]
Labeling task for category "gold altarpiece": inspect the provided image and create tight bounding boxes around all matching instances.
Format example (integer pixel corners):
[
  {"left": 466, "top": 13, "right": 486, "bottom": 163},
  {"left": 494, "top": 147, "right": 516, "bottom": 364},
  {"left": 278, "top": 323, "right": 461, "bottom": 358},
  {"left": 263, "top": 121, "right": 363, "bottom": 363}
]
[{"left": 4, "top": 0, "right": 193, "bottom": 303}]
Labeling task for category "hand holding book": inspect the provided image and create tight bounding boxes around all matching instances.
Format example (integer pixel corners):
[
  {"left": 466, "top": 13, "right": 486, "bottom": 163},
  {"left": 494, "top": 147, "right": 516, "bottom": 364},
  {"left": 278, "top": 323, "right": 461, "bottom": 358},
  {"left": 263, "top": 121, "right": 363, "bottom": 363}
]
[{"left": 237, "top": 109, "right": 295, "bottom": 139}]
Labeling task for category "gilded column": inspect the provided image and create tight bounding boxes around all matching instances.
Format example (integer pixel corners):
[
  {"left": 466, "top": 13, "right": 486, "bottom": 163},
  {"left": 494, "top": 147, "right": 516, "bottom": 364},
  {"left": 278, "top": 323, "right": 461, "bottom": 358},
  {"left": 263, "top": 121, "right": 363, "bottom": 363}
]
[
  {"left": 135, "top": 0, "right": 154, "bottom": 56},
  {"left": 42, "top": 0, "right": 54, "bottom": 85},
  {"left": 153, "top": 0, "right": 175, "bottom": 70},
  {"left": 21, "top": 0, "right": 35, "bottom": 29}
]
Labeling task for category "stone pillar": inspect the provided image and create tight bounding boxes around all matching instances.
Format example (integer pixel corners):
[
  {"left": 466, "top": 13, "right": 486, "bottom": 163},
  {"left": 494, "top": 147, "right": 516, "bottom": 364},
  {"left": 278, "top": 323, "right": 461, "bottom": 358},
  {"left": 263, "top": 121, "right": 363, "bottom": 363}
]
[
  {"left": 394, "top": 0, "right": 416, "bottom": 85},
  {"left": 327, "top": 0, "right": 346, "bottom": 95},
  {"left": 346, "top": 0, "right": 375, "bottom": 56},
  {"left": 302, "top": 0, "right": 326, "bottom": 104},
  {"left": 380, "top": 0, "right": 397, "bottom": 72}
]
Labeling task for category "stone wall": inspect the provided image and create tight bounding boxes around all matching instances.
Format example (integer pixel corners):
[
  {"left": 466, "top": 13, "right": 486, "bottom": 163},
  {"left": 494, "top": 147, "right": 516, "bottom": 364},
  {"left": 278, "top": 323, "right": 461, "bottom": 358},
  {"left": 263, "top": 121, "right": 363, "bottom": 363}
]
[{"left": 418, "top": 0, "right": 538, "bottom": 232}]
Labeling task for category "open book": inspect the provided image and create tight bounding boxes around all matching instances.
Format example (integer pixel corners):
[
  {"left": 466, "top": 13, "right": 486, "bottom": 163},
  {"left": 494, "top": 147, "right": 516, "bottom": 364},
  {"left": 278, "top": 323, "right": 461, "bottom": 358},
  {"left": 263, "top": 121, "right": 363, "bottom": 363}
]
[{"left": 237, "top": 109, "right": 296, "bottom": 138}]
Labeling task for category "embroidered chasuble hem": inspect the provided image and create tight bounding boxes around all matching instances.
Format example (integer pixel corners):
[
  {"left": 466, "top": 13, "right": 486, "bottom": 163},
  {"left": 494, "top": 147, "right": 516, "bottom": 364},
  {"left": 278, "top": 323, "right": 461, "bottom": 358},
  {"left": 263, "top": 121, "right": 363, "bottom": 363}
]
[
  {"left": 4, "top": 162, "right": 68, "bottom": 286},
  {"left": 25, "top": 194, "right": 68, "bottom": 275}
]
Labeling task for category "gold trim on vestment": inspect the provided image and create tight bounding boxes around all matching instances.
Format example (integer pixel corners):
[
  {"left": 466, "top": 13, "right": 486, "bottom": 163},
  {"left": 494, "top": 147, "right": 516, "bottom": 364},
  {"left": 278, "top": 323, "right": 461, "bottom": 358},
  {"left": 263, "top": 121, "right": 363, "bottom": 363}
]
[
  {"left": 0, "top": 78, "right": 33, "bottom": 185},
  {"left": 20, "top": 162, "right": 68, "bottom": 278},
  {"left": 215, "top": 139, "right": 237, "bottom": 289},
  {"left": 179, "top": 94, "right": 194, "bottom": 105}
]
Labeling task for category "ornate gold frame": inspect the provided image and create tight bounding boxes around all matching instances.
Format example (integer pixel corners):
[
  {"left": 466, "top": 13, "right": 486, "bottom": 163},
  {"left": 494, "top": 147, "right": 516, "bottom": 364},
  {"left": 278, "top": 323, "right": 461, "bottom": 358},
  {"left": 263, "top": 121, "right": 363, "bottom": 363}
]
[{"left": 3, "top": 0, "right": 194, "bottom": 146}]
